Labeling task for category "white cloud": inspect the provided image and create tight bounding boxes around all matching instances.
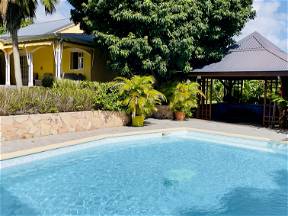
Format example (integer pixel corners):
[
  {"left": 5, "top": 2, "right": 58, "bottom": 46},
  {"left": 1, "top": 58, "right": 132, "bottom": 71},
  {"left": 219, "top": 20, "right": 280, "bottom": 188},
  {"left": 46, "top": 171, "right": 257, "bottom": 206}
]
[
  {"left": 34, "top": 0, "right": 72, "bottom": 23},
  {"left": 237, "top": 0, "right": 288, "bottom": 51}
]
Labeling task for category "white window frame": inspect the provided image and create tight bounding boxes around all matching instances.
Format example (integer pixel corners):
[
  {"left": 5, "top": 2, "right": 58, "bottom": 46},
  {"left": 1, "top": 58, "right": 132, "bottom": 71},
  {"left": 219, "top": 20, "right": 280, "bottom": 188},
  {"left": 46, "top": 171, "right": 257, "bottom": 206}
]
[{"left": 70, "top": 51, "right": 84, "bottom": 70}]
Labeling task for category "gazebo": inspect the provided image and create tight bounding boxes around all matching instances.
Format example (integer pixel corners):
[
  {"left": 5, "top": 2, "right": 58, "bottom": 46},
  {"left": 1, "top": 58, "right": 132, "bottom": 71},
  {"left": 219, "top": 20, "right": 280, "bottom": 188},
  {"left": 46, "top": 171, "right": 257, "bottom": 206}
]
[{"left": 190, "top": 32, "right": 288, "bottom": 127}]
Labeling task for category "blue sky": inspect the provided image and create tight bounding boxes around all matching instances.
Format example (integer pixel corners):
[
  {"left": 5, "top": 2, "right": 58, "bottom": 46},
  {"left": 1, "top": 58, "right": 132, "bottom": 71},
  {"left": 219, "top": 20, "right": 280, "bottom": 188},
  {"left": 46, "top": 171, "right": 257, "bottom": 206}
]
[{"left": 35, "top": 0, "right": 288, "bottom": 51}]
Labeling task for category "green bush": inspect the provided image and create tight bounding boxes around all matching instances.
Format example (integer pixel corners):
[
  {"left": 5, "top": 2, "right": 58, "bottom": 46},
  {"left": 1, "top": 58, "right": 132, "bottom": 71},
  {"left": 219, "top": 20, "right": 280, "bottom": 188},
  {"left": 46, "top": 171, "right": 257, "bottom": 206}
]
[
  {"left": 42, "top": 76, "right": 54, "bottom": 88},
  {"left": 0, "top": 88, "right": 58, "bottom": 115},
  {"left": 0, "top": 80, "right": 123, "bottom": 116}
]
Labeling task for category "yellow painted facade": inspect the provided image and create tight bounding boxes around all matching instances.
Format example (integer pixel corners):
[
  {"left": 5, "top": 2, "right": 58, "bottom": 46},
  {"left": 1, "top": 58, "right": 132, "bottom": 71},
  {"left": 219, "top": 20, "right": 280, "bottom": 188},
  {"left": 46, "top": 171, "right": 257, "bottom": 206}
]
[
  {"left": 58, "top": 24, "right": 84, "bottom": 34},
  {"left": 0, "top": 22, "right": 114, "bottom": 85},
  {"left": 32, "top": 46, "right": 54, "bottom": 80}
]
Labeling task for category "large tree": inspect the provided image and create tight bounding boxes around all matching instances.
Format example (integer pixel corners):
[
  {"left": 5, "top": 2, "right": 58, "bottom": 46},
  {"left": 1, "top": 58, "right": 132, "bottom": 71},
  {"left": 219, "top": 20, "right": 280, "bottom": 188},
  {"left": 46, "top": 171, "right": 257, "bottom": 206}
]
[
  {"left": 0, "top": 0, "right": 58, "bottom": 87},
  {"left": 69, "top": 0, "right": 255, "bottom": 78}
]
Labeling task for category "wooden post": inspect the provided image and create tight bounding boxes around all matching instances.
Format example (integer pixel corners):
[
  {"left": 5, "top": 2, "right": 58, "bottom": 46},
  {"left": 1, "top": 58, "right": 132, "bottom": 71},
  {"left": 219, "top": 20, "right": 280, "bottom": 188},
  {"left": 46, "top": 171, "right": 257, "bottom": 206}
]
[
  {"left": 263, "top": 80, "right": 267, "bottom": 126},
  {"left": 209, "top": 78, "right": 213, "bottom": 120}
]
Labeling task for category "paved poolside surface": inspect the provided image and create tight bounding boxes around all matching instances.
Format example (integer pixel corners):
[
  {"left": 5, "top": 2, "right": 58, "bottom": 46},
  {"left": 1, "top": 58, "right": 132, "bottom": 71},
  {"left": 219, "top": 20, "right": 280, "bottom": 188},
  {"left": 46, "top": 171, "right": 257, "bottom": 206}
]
[{"left": 1, "top": 119, "right": 287, "bottom": 157}]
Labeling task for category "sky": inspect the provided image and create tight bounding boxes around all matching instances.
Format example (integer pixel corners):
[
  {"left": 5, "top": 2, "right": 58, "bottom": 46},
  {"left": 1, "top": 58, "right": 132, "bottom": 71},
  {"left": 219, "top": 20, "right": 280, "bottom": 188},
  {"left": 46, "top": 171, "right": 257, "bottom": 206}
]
[{"left": 35, "top": 0, "right": 288, "bottom": 52}]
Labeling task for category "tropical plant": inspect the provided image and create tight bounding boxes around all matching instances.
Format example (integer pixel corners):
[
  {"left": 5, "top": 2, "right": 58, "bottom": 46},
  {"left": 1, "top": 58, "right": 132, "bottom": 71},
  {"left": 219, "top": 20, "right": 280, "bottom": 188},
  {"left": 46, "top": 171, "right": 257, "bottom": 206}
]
[
  {"left": 0, "top": 18, "right": 32, "bottom": 34},
  {"left": 242, "top": 80, "right": 264, "bottom": 103},
  {"left": 68, "top": 0, "right": 255, "bottom": 78},
  {"left": 115, "top": 75, "right": 166, "bottom": 126},
  {"left": 158, "top": 81, "right": 178, "bottom": 103},
  {"left": 0, "top": 0, "right": 58, "bottom": 87},
  {"left": 170, "top": 81, "right": 205, "bottom": 119},
  {"left": 273, "top": 94, "right": 288, "bottom": 128},
  {"left": 273, "top": 94, "right": 288, "bottom": 108}
]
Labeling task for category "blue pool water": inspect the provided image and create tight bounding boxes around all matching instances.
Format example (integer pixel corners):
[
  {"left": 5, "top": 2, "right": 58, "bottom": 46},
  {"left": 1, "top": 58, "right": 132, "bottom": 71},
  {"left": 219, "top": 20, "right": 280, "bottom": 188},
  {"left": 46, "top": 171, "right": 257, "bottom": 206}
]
[{"left": 1, "top": 132, "right": 287, "bottom": 216}]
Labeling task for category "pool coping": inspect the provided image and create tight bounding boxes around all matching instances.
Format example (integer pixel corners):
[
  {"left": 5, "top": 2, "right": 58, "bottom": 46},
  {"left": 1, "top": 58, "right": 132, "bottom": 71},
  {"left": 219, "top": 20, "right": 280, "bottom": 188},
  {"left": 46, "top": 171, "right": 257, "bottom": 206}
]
[{"left": 2, "top": 127, "right": 287, "bottom": 161}]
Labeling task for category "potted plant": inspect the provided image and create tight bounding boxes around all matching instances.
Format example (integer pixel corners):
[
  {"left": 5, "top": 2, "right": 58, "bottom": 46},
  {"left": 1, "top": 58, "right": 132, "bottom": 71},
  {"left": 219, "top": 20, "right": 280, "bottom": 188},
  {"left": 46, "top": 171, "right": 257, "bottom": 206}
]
[
  {"left": 115, "top": 75, "right": 166, "bottom": 127},
  {"left": 170, "top": 81, "right": 205, "bottom": 121}
]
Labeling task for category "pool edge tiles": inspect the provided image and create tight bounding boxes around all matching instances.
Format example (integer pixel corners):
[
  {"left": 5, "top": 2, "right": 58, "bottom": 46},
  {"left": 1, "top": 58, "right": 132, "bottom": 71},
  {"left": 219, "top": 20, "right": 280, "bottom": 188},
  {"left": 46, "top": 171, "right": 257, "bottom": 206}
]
[
  {"left": 1, "top": 129, "right": 287, "bottom": 170},
  {"left": 1, "top": 127, "right": 286, "bottom": 162},
  {"left": 0, "top": 128, "right": 188, "bottom": 161},
  {"left": 0, "top": 131, "right": 170, "bottom": 169}
]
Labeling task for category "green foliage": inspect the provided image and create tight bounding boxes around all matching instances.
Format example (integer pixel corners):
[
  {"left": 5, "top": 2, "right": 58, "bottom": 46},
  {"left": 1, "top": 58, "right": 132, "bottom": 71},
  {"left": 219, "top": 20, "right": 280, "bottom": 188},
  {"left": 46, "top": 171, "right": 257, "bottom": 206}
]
[
  {"left": 242, "top": 80, "right": 264, "bottom": 103},
  {"left": 68, "top": 0, "right": 255, "bottom": 78},
  {"left": 115, "top": 75, "right": 166, "bottom": 117},
  {"left": 0, "top": 88, "right": 58, "bottom": 115},
  {"left": 80, "top": 81, "right": 123, "bottom": 111},
  {"left": 273, "top": 94, "right": 288, "bottom": 128},
  {"left": 0, "top": 18, "right": 33, "bottom": 35},
  {"left": 0, "top": 1, "right": 56, "bottom": 33},
  {"left": 0, "top": 80, "right": 123, "bottom": 115},
  {"left": 158, "top": 81, "right": 178, "bottom": 103},
  {"left": 42, "top": 76, "right": 54, "bottom": 88},
  {"left": 272, "top": 94, "right": 288, "bottom": 108},
  {"left": 170, "top": 81, "right": 204, "bottom": 115},
  {"left": 212, "top": 80, "right": 224, "bottom": 103}
]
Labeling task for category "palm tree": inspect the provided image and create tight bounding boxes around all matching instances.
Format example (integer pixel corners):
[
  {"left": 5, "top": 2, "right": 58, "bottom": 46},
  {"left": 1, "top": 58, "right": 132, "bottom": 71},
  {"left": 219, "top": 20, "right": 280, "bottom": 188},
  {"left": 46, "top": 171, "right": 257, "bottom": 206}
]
[
  {"left": 115, "top": 75, "right": 166, "bottom": 126},
  {"left": 0, "top": 0, "right": 58, "bottom": 87}
]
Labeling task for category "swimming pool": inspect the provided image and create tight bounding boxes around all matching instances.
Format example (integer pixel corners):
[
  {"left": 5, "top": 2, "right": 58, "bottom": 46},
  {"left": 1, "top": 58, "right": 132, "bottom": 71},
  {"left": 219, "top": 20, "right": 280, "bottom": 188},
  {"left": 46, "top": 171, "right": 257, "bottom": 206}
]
[{"left": 1, "top": 131, "right": 287, "bottom": 215}]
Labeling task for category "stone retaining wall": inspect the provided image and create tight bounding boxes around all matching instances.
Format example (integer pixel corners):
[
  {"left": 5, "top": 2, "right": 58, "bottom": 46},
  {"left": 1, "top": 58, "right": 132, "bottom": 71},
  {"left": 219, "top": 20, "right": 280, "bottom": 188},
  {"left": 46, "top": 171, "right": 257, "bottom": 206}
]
[{"left": 0, "top": 111, "right": 129, "bottom": 141}]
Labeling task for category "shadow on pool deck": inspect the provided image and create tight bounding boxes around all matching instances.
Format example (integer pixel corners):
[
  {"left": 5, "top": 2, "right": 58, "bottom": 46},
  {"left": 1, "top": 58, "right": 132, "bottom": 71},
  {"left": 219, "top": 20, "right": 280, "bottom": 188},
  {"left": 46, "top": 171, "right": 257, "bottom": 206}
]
[
  {"left": 179, "top": 169, "right": 288, "bottom": 216},
  {"left": 0, "top": 187, "right": 39, "bottom": 216}
]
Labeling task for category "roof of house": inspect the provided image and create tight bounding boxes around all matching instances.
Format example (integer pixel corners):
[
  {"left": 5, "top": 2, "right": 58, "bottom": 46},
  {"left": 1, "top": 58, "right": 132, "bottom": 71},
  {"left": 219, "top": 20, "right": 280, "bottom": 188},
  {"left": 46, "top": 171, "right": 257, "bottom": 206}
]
[
  {"left": 0, "top": 18, "right": 94, "bottom": 46},
  {"left": 192, "top": 32, "right": 288, "bottom": 77},
  {"left": 1, "top": 18, "right": 73, "bottom": 38}
]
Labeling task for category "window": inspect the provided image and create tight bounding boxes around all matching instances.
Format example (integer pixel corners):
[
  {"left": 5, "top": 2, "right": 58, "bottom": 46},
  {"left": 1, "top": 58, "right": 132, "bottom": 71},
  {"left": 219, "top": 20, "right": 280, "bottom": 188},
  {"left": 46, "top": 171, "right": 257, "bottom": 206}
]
[
  {"left": 70, "top": 52, "right": 84, "bottom": 70},
  {"left": 20, "top": 56, "right": 28, "bottom": 85}
]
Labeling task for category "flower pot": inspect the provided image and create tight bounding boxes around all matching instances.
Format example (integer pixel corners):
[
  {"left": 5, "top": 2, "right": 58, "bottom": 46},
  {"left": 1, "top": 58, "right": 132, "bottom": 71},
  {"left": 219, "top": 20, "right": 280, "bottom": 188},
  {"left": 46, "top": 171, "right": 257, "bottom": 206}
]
[
  {"left": 175, "top": 111, "right": 185, "bottom": 121},
  {"left": 132, "top": 116, "right": 145, "bottom": 127}
]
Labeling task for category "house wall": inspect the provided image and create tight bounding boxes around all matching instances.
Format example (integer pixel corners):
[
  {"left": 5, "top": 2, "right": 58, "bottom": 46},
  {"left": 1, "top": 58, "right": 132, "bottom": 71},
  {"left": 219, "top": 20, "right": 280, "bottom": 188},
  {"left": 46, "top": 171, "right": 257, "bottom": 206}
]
[
  {"left": 91, "top": 48, "right": 116, "bottom": 82},
  {"left": 58, "top": 24, "right": 83, "bottom": 34},
  {"left": 0, "top": 41, "right": 115, "bottom": 84},
  {"left": 33, "top": 46, "right": 55, "bottom": 79},
  {"left": 62, "top": 47, "right": 92, "bottom": 80}
]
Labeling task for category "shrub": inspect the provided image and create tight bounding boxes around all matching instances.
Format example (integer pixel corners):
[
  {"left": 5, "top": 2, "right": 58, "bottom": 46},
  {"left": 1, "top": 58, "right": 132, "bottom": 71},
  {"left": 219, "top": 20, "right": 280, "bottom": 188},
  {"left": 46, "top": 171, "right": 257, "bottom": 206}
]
[
  {"left": 0, "top": 87, "right": 58, "bottom": 115},
  {"left": 0, "top": 80, "right": 123, "bottom": 116},
  {"left": 42, "top": 76, "right": 54, "bottom": 88}
]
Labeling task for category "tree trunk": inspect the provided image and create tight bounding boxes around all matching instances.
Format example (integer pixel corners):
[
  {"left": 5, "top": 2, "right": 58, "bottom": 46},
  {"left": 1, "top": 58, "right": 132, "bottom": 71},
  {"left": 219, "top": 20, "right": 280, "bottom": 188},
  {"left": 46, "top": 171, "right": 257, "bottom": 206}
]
[{"left": 11, "top": 29, "right": 22, "bottom": 87}]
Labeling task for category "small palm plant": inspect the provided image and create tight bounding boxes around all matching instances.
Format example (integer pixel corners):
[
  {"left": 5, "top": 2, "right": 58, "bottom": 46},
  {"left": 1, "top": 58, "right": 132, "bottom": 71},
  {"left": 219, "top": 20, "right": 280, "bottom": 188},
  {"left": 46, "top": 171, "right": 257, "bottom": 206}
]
[
  {"left": 170, "top": 81, "right": 205, "bottom": 120},
  {"left": 272, "top": 94, "right": 288, "bottom": 128},
  {"left": 115, "top": 75, "right": 166, "bottom": 126}
]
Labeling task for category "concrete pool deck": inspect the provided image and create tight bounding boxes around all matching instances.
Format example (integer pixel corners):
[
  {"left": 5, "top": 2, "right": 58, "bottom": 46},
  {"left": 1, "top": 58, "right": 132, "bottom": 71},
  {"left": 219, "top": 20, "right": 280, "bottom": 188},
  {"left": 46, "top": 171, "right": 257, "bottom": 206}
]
[{"left": 1, "top": 119, "right": 287, "bottom": 160}]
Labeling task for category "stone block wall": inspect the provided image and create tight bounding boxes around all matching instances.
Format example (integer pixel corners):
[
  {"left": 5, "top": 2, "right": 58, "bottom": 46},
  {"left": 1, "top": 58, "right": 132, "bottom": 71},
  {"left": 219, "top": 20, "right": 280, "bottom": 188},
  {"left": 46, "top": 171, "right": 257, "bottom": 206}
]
[
  {"left": 152, "top": 105, "right": 174, "bottom": 119},
  {"left": 0, "top": 111, "right": 129, "bottom": 141}
]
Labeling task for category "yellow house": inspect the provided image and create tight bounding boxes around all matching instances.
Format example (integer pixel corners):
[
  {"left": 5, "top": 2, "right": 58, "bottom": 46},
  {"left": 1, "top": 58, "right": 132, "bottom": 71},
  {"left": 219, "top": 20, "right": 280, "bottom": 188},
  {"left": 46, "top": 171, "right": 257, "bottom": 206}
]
[{"left": 0, "top": 19, "right": 114, "bottom": 86}]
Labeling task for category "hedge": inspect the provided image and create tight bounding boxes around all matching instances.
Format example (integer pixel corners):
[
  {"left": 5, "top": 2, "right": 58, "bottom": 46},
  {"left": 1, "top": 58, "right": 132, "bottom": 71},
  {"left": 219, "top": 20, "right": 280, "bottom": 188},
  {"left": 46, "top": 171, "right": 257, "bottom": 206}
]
[{"left": 0, "top": 80, "right": 123, "bottom": 116}]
